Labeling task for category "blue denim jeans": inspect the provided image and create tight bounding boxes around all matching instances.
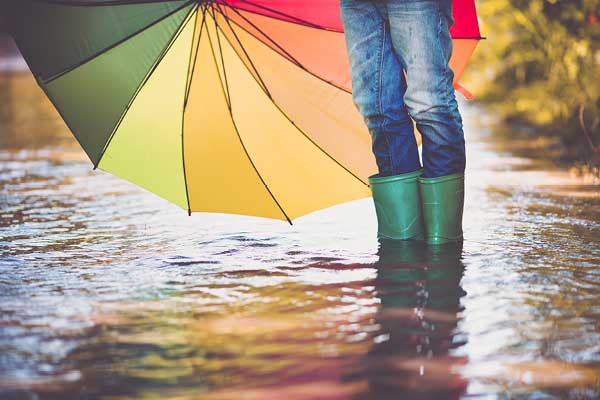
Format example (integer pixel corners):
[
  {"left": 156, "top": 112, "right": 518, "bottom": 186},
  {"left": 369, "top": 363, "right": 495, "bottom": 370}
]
[{"left": 340, "top": 0, "right": 466, "bottom": 178}]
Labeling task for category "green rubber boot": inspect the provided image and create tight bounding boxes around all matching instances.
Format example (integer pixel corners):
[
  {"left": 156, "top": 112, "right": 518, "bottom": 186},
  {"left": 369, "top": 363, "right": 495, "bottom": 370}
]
[
  {"left": 368, "top": 169, "right": 424, "bottom": 241},
  {"left": 419, "top": 172, "right": 465, "bottom": 244}
]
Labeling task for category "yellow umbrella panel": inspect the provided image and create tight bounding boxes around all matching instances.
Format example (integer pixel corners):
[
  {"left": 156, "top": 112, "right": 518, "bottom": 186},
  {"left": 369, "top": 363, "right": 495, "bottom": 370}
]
[{"left": 100, "top": 6, "right": 374, "bottom": 222}]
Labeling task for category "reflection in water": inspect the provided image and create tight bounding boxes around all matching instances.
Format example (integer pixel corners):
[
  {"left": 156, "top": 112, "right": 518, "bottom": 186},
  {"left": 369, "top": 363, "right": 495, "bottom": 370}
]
[
  {"left": 359, "top": 241, "right": 467, "bottom": 399},
  {"left": 32, "top": 242, "right": 469, "bottom": 400},
  {"left": 1, "top": 56, "right": 600, "bottom": 399}
]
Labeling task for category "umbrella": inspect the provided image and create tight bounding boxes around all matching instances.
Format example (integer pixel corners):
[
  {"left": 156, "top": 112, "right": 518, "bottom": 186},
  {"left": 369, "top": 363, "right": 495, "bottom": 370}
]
[{"left": 6, "top": 0, "right": 481, "bottom": 223}]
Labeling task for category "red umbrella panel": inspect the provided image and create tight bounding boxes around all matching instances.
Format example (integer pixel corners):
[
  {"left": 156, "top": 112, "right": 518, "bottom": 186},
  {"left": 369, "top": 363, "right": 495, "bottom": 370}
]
[{"left": 216, "top": 0, "right": 482, "bottom": 96}]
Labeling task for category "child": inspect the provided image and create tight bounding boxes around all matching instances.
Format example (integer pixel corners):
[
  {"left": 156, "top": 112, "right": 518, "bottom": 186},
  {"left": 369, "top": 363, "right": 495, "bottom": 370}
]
[{"left": 341, "top": 0, "right": 465, "bottom": 244}]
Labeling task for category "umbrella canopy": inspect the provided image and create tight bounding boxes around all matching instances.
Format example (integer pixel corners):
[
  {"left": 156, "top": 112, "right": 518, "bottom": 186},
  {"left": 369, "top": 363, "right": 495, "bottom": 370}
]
[{"left": 6, "top": 0, "right": 481, "bottom": 222}]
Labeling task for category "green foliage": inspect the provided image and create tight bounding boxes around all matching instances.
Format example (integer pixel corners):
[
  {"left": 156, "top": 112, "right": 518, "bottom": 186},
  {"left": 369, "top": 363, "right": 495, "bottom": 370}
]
[{"left": 470, "top": 0, "right": 600, "bottom": 159}]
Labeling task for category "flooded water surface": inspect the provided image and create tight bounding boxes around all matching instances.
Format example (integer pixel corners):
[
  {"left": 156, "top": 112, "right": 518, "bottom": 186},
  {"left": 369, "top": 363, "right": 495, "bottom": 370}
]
[{"left": 1, "top": 68, "right": 599, "bottom": 399}]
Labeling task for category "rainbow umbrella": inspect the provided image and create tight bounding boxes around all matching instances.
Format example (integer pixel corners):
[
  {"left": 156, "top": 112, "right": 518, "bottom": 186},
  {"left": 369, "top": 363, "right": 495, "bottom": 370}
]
[{"left": 6, "top": 0, "right": 481, "bottom": 223}]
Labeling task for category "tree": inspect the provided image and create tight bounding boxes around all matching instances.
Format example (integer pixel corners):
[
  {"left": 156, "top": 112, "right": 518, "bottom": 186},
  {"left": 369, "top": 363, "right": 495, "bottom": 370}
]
[{"left": 470, "top": 0, "right": 600, "bottom": 160}]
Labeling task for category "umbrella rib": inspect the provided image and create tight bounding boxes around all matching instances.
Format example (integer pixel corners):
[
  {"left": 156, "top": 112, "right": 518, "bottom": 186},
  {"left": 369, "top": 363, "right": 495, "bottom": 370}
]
[
  {"left": 220, "top": 4, "right": 351, "bottom": 94},
  {"left": 184, "top": 5, "right": 208, "bottom": 107},
  {"left": 40, "top": 0, "right": 195, "bottom": 84},
  {"left": 212, "top": 4, "right": 270, "bottom": 97},
  {"left": 220, "top": 4, "right": 304, "bottom": 69},
  {"left": 210, "top": 8, "right": 232, "bottom": 109},
  {"left": 181, "top": 6, "right": 203, "bottom": 215},
  {"left": 205, "top": 12, "right": 293, "bottom": 225},
  {"left": 214, "top": 7, "right": 369, "bottom": 187},
  {"left": 93, "top": 4, "right": 197, "bottom": 170}
]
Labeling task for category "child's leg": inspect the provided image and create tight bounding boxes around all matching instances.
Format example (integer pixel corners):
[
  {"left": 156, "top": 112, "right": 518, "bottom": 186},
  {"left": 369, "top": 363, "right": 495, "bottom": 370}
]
[
  {"left": 386, "top": 0, "right": 466, "bottom": 178},
  {"left": 387, "top": 0, "right": 465, "bottom": 243},
  {"left": 340, "top": 0, "right": 421, "bottom": 177}
]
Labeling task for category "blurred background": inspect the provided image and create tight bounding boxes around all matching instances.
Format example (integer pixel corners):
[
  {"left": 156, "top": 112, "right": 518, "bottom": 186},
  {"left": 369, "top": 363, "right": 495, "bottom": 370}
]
[{"left": 467, "top": 0, "right": 600, "bottom": 175}]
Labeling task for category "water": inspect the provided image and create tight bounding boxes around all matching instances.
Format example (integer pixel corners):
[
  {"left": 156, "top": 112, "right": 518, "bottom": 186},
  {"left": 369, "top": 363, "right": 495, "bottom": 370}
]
[{"left": 1, "top": 70, "right": 599, "bottom": 400}]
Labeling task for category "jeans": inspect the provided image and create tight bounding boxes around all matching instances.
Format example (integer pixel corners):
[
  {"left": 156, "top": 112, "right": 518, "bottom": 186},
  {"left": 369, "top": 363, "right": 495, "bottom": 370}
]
[{"left": 340, "top": 0, "right": 466, "bottom": 178}]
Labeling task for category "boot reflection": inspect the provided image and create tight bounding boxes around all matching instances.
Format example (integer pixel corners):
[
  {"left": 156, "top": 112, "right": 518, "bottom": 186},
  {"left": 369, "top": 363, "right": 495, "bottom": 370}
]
[{"left": 363, "top": 240, "right": 468, "bottom": 399}]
